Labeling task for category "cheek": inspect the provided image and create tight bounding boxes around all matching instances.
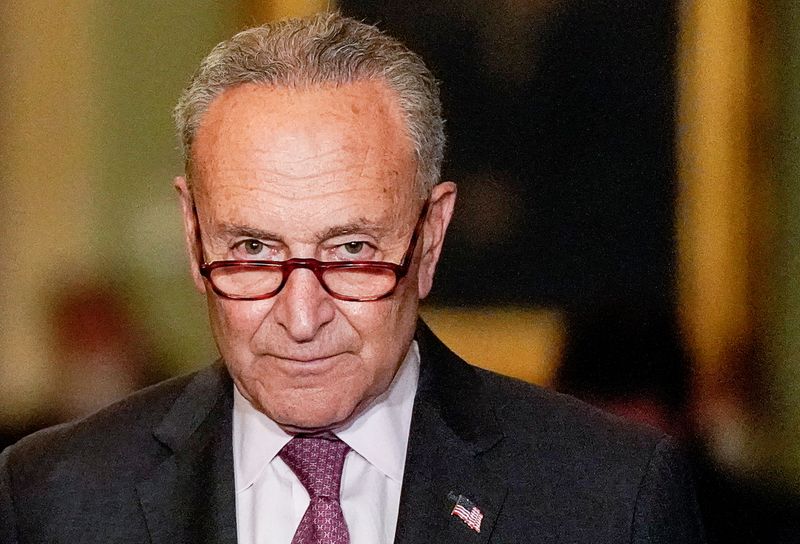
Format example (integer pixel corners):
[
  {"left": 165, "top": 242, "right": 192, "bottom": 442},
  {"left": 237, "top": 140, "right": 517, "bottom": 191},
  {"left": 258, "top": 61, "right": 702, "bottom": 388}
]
[
  {"left": 207, "top": 295, "right": 270, "bottom": 352},
  {"left": 346, "top": 282, "right": 419, "bottom": 366},
  {"left": 346, "top": 296, "right": 403, "bottom": 338}
]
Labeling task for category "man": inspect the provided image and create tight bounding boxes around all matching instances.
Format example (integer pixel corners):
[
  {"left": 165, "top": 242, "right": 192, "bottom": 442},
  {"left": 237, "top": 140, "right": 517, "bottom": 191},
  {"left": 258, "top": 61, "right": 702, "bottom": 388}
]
[{"left": 0, "top": 12, "right": 704, "bottom": 543}]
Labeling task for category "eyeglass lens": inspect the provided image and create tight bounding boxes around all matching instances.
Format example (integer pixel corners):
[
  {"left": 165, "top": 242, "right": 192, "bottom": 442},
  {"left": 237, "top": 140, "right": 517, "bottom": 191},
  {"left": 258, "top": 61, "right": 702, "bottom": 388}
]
[{"left": 209, "top": 264, "right": 398, "bottom": 299}]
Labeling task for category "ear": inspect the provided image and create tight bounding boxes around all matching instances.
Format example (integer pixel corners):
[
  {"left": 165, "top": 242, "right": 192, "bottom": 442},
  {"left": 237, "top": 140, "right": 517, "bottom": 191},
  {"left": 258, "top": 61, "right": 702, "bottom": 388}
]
[
  {"left": 418, "top": 181, "right": 457, "bottom": 299},
  {"left": 174, "top": 176, "right": 207, "bottom": 294}
]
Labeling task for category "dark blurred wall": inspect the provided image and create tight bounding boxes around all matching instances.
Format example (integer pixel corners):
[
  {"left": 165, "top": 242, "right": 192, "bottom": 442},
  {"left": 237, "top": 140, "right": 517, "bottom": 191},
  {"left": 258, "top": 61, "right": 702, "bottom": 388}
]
[{"left": 342, "top": 0, "right": 677, "bottom": 310}]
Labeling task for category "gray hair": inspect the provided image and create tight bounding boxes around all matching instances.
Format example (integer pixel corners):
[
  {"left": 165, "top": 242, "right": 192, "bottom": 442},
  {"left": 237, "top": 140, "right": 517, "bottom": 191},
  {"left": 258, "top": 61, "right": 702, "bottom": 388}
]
[{"left": 174, "top": 11, "right": 445, "bottom": 196}]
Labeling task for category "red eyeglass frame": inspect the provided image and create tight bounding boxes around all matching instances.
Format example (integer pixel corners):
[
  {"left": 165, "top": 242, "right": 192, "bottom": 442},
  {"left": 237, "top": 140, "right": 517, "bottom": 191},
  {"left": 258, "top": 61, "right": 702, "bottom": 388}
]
[{"left": 192, "top": 201, "right": 429, "bottom": 302}]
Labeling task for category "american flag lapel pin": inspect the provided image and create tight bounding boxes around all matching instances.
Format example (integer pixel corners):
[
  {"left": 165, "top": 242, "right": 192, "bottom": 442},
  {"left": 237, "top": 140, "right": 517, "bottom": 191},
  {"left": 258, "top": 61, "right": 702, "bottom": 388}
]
[{"left": 448, "top": 491, "right": 484, "bottom": 533}]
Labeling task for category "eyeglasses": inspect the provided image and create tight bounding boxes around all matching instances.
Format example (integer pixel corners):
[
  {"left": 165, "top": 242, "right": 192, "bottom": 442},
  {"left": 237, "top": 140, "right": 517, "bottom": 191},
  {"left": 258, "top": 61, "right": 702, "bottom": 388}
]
[{"left": 193, "top": 201, "right": 429, "bottom": 302}]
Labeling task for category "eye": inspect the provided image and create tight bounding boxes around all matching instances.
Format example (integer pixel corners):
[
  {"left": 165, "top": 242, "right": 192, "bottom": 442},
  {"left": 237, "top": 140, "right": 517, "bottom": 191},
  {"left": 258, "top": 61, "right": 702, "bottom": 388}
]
[
  {"left": 343, "top": 241, "right": 365, "bottom": 255},
  {"left": 331, "top": 240, "right": 377, "bottom": 261},
  {"left": 238, "top": 239, "right": 266, "bottom": 256}
]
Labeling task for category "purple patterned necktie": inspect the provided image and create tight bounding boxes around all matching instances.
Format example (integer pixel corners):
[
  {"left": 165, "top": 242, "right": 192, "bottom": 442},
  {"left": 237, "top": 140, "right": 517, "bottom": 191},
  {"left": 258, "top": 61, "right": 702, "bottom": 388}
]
[{"left": 279, "top": 434, "right": 351, "bottom": 544}]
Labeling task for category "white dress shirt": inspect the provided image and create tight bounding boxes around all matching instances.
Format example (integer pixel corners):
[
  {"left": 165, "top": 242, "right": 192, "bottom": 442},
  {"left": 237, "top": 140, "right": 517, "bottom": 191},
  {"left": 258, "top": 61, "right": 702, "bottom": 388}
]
[{"left": 233, "top": 341, "right": 420, "bottom": 544}]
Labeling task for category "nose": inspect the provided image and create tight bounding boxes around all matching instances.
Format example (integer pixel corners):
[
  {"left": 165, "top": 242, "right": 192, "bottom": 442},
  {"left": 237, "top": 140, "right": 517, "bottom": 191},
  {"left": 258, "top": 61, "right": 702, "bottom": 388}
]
[{"left": 271, "top": 267, "right": 336, "bottom": 342}]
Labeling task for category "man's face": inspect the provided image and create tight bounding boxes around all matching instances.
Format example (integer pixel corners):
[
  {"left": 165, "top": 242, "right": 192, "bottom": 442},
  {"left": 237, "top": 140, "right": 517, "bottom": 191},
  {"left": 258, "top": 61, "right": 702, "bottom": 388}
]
[{"left": 176, "top": 81, "right": 455, "bottom": 432}]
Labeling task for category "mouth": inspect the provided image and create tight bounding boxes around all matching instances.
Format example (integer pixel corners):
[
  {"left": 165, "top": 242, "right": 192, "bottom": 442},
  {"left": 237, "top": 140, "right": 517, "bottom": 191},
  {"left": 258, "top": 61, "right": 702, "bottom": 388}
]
[
  {"left": 279, "top": 352, "right": 342, "bottom": 363},
  {"left": 271, "top": 352, "right": 347, "bottom": 375}
]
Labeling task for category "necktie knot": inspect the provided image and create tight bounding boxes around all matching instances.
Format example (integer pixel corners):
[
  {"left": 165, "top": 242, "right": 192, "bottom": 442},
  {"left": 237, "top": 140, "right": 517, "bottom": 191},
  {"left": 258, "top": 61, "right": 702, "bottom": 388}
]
[
  {"left": 279, "top": 435, "right": 351, "bottom": 543},
  {"left": 279, "top": 435, "right": 350, "bottom": 499}
]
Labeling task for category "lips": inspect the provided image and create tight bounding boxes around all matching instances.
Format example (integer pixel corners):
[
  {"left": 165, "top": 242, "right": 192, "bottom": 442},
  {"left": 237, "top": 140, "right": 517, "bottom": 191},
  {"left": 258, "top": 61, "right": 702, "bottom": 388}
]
[
  {"left": 269, "top": 352, "right": 348, "bottom": 375},
  {"left": 275, "top": 353, "right": 342, "bottom": 363}
]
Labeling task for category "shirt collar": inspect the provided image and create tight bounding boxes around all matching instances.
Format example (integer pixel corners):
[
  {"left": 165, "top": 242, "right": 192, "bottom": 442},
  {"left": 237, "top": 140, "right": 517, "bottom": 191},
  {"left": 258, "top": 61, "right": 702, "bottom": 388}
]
[
  {"left": 336, "top": 341, "right": 419, "bottom": 484},
  {"left": 232, "top": 341, "right": 420, "bottom": 493},
  {"left": 233, "top": 384, "right": 293, "bottom": 493}
]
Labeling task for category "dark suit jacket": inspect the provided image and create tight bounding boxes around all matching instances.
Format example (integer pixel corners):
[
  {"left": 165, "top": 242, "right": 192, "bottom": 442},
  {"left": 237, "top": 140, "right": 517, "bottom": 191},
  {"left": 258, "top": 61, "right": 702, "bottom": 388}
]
[{"left": 0, "top": 322, "right": 704, "bottom": 543}]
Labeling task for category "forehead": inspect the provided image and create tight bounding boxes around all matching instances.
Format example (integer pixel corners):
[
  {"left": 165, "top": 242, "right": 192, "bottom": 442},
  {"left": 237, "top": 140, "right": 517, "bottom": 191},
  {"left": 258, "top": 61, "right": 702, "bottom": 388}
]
[{"left": 190, "top": 80, "right": 417, "bottom": 226}]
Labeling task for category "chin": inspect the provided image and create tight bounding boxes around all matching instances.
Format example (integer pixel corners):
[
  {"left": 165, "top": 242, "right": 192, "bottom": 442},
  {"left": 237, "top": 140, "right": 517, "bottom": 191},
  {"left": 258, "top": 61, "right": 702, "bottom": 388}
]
[
  {"left": 263, "top": 391, "right": 364, "bottom": 434},
  {"left": 273, "top": 409, "right": 355, "bottom": 434}
]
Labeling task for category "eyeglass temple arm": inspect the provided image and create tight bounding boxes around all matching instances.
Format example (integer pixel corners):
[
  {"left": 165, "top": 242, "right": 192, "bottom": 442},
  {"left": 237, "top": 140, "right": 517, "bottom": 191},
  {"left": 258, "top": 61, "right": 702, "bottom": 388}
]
[
  {"left": 191, "top": 203, "right": 210, "bottom": 270},
  {"left": 400, "top": 200, "right": 430, "bottom": 270}
]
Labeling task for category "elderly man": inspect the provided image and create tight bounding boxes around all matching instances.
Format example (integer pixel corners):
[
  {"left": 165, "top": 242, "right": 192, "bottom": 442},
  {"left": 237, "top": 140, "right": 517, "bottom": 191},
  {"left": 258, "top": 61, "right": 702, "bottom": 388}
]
[{"left": 0, "top": 12, "right": 704, "bottom": 544}]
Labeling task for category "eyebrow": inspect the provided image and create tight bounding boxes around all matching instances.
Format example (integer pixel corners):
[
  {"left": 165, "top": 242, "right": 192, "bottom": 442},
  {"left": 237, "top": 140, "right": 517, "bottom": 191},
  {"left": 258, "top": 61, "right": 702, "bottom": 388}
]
[
  {"left": 318, "top": 219, "right": 390, "bottom": 241},
  {"left": 214, "top": 223, "right": 284, "bottom": 243},
  {"left": 213, "top": 218, "right": 391, "bottom": 245}
]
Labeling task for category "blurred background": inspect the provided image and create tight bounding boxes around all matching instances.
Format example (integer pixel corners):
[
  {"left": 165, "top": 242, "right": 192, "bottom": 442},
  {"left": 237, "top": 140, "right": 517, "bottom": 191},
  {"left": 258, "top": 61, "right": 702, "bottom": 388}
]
[{"left": 1, "top": 0, "right": 799, "bottom": 540}]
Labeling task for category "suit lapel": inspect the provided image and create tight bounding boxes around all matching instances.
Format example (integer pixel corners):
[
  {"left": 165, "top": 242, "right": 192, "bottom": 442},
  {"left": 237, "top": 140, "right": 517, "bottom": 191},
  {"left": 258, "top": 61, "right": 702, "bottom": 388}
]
[
  {"left": 394, "top": 322, "right": 508, "bottom": 544},
  {"left": 136, "top": 363, "right": 238, "bottom": 544}
]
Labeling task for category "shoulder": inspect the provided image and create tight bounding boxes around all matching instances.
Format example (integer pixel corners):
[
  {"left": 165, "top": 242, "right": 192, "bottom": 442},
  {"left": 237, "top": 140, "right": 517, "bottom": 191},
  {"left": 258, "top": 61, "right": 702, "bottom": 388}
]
[
  {"left": 477, "top": 366, "right": 665, "bottom": 456},
  {"left": 0, "top": 363, "right": 233, "bottom": 541},
  {"left": 1, "top": 364, "right": 221, "bottom": 486},
  {"left": 473, "top": 368, "right": 703, "bottom": 540},
  {"left": 416, "top": 319, "right": 667, "bottom": 462}
]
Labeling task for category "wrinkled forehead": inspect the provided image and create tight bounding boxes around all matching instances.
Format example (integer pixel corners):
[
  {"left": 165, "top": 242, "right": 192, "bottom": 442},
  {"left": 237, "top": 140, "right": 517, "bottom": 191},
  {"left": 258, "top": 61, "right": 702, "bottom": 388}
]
[
  {"left": 189, "top": 80, "right": 420, "bottom": 226},
  {"left": 190, "top": 81, "right": 416, "bottom": 188}
]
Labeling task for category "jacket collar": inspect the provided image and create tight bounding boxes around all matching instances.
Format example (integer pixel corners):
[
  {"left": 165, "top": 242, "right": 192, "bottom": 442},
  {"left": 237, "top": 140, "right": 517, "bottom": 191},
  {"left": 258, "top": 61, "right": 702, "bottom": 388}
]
[
  {"left": 136, "top": 362, "right": 237, "bottom": 544},
  {"left": 394, "top": 320, "right": 508, "bottom": 543}
]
